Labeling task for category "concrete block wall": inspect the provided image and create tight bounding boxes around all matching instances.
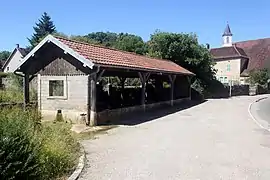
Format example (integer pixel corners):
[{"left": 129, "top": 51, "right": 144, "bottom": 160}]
[{"left": 38, "top": 75, "right": 88, "bottom": 123}]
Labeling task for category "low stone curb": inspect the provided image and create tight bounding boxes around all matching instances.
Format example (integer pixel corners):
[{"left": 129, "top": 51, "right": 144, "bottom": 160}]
[{"left": 68, "top": 144, "right": 86, "bottom": 180}]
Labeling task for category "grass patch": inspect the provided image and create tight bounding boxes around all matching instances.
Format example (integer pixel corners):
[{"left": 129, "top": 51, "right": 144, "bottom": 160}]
[{"left": 0, "top": 108, "right": 80, "bottom": 180}]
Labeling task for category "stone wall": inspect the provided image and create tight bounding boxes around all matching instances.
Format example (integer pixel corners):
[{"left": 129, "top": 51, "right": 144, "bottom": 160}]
[{"left": 97, "top": 97, "right": 190, "bottom": 125}]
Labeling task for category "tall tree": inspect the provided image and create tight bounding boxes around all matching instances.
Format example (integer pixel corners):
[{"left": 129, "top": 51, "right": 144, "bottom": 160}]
[
  {"left": 28, "top": 12, "right": 56, "bottom": 47},
  {"left": 115, "top": 33, "right": 147, "bottom": 55},
  {"left": 0, "top": 51, "right": 11, "bottom": 61},
  {"left": 148, "top": 31, "right": 216, "bottom": 89}
]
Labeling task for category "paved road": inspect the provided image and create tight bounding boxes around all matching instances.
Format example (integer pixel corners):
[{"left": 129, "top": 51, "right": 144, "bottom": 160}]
[
  {"left": 80, "top": 96, "right": 270, "bottom": 180},
  {"left": 250, "top": 96, "right": 270, "bottom": 129}
]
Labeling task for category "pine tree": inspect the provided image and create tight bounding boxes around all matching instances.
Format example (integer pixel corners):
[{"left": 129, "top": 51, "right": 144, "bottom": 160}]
[{"left": 28, "top": 12, "right": 56, "bottom": 47}]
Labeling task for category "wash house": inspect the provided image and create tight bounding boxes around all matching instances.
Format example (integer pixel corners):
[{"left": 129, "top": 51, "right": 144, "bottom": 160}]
[{"left": 15, "top": 35, "right": 194, "bottom": 126}]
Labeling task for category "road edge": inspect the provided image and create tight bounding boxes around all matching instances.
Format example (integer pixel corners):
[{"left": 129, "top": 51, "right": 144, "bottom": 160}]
[
  {"left": 248, "top": 96, "right": 269, "bottom": 131},
  {"left": 67, "top": 143, "right": 86, "bottom": 180}
]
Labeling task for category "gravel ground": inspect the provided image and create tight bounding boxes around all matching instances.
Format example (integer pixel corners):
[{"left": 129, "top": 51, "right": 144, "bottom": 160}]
[{"left": 79, "top": 96, "right": 270, "bottom": 180}]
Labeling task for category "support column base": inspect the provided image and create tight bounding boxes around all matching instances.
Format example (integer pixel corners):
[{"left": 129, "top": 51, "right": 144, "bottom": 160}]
[{"left": 89, "top": 110, "right": 97, "bottom": 126}]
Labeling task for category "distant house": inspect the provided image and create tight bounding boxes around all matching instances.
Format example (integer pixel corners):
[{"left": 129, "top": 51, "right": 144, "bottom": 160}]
[
  {"left": 15, "top": 35, "right": 194, "bottom": 126},
  {"left": 2, "top": 44, "right": 28, "bottom": 73},
  {"left": 210, "top": 23, "right": 270, "bottom": 85}
]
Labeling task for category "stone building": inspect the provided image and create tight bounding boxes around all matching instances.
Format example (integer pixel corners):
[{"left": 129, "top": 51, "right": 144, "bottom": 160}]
[{"left": 210, "top": 23, "right": 270, "bottom": 85}]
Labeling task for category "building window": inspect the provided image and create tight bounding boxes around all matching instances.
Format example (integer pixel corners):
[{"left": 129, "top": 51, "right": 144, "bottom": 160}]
[
  {"left": 49, "top": 80, "right": 64, "bottom": 96},
  {"left": 224, "top": 77, "right": 228, "bottom": 83},
  {"left": 226, "top": 36, "right": 230, "bottom": 44},
  {"left": 227, "top": 64, "right": 231, "bottom": 71},
  {"left": 219, "top": 77, "right": 223, "bottom": 83}
]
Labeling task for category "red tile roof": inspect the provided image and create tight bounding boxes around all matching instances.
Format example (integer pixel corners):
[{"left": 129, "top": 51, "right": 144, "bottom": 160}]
[
  {"left": 235, "top": 38, "right": 270, "bottom": 71},
  {"left": 55, "top": 36, "right": 194, "bottom": 75},
  {"left": 210, "top": 38, "right": 270, "bottom": 75},
  {"left": 210, "top": 46, "right": 248, "bottom": 59}
]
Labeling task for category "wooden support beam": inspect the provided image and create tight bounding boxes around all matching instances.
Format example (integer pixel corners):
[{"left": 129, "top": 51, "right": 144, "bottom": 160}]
[
  {"left": 97, "top": 69, "right": 105, "bottom": 82},
  {"left": 29, "top": 75, "right": 36, "bottom": 82},
  {"left": 119, "top": 77, "right": 126, "bottom": 90},
  {"left": 169, "top": 75, "right": 176, "bottom": 106},
  {"left": 138, "top": 72, "right": 150, "bottom": 110},
  {"left": 23, "top": 74, "right": 30, "bottom": 110},
  {"left": 89, "top": 73, "right": 97, "bottom": 126},
  {"left": 187, "top": 76, "right": 192, "bottom": 100}
]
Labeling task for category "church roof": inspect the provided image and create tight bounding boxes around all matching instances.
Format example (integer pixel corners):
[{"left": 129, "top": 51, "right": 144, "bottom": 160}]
[
  {"left": 223, "top": 24, "right": 233, "bottom": 36},
  {"left": 210, "top": 46, "right": 247, "bottom": 59},
  {"left": 235, "top": 38, "right": 270, "bottom": 72},
  {"left": 210, "top": 38, "right": 270, "bottom": 76}
]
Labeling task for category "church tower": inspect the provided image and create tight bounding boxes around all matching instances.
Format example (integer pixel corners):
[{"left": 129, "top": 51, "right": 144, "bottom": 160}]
[{"left": 222, "top": 23, "right": 233, "bottom": 47}]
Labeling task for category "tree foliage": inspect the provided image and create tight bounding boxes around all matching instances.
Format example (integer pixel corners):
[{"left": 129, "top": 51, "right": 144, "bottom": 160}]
[
  {"left": 0, "top": 51, "right": 11, "bottom": 61},
  {"left": 147, "top": 31, "right": 216, "bottom": 88},
  {"left": 248, "top": 69, "right": 269, "bottom": 85},
  {"left": 28, "top": 12, "right": 56, "bottom": 47},
  {"left": 115, "top": 33, "right": 147, "bottom": 54},
  {"left": 82, "top": 32, "right": 147, "bottom": 54},
  {"left": 85, "top": 32, "right": 118, "bottom": 47}
]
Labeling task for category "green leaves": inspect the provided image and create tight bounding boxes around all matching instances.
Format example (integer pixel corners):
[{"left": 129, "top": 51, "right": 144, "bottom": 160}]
[
  {"left": 0, "top": 51, "right": 11, "bottom": 61},
  {"left": 148, "top": 31, "right": 216, "bottom": 88},
  {"left": 248, "top": 69, "right": 269, "bottom": 85}
]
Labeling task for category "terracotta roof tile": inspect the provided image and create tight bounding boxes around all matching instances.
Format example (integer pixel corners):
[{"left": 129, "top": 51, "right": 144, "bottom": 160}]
[
  {"left": 210, "top": 46, "right": 247, "bottom": 59},
  {"left": 55, "top": 36, "right": 194, "bottom": 75},
  {"left": 235, "top": 38, "right": 270, "bottom": 71}
]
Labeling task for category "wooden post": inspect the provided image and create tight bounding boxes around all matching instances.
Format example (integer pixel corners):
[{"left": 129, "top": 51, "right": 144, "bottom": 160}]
[
  {"left": 89, "top": 73, "right": 97, "bottom": 126},
  {"left": 138, "top": 72, "right": 150, "bottom": 110},
  {"left": 187, "top": 76, "right": 192, "bottom": 100},
  {"left": 87, "top": 69, "right": 105, "bottom": 126},
  {"left": 23, "top": 74, "right": 30, "bottom": 110},
  {"left": 169, "top": 75, "right": 176, "bottom": 106},
  {"left": 37, "top": 74, "right": 41, "bottom": 111}
]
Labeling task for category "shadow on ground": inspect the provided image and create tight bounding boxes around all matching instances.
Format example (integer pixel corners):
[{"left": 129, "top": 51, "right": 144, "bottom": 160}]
[{"left": 101, "top": 100, "right": 207, "bottom": 126}]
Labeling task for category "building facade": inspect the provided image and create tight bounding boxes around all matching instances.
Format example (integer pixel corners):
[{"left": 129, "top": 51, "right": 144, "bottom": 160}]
[{"left": 210, "top": 23, "right": 270, "bottom": 85}]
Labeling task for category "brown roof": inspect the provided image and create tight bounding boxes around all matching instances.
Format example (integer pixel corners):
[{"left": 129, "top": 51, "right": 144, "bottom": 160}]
[
  {"left": 210, "top": 46, "right": 248, "bottom": 59},
  {"left": 235, "top": 38, "right": 270, "bottom": 71},
  {"left": 55, "top": 36, "right": 194, "bottom": 75}
]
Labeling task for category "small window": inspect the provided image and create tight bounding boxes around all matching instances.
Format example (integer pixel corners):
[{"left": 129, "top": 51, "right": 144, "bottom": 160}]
[
  {"left": 226, "top": 36, "right": 230, "bottom": 44},
  {"left": 224, "top": 77, "right": 228, "bottom": 83},
  {"left": 227, "top": 64, "right": 231, "bottom": 71},
  {"left": 7, "top": 67, "right": 9, "bottom": 71},
  {"left": 219, "top": 77, "right": 223, "bottom": 82},
  {"left": 49, "top": 80, "right": 64, "bottom": 96}
]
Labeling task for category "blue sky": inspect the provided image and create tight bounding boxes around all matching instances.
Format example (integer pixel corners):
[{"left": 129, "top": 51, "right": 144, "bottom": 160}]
[{"left": 1, "top": 0, "right": 270, "bottom": 51}]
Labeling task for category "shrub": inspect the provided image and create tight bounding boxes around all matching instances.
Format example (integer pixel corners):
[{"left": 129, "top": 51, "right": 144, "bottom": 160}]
[
  {"left": 38, "top": 123, "right": 79, "bottom": 179},
  {"left": 0, "top": 108, "right": 41, "bottom": 180},
  {"left": 248, "top": 69, "right": 269, "bottom": 85},
  {"left": 0, "top": 108, "right": 79, "bottom": 180}
]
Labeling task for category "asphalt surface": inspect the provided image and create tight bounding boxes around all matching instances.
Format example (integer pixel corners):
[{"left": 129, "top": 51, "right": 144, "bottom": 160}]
[
  {"left": 79, "top": 95, "right": 270, "bottom": 180},
  {"left": 250, "top": 95, "right": 270, "bottom": 129},
  {"left": 254, "top": 97, "right": 270, "bottom": 124}
]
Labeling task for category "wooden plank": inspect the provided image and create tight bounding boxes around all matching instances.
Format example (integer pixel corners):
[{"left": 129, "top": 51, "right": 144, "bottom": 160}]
[
  {"left": 169, "top": 75, "right": 176, "bottom": 106},
  {"left": 90, "top": 73, "right": 97, "bottom": 126},
  {"left": 96, "top": 69, "right": 105, "bottom": 82},
  {"left": 23, "top": 74, "right": 30, "bottom": 110}
]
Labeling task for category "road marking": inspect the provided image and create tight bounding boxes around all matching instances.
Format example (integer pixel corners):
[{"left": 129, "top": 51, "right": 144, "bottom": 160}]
[{"left": 248, "top": 97, "right": 270, "bottom": 132}]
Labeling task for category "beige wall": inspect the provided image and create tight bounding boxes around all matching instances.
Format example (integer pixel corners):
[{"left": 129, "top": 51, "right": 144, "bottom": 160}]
[
  {"left": 38, "top": 75, "right": 88, "bottom": 122},
  {"left": 214, "top": 58, "right": 241, "bottom": 83},
  {"left": 4, "top": 50, "right": 23, "bottom": 72}
]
